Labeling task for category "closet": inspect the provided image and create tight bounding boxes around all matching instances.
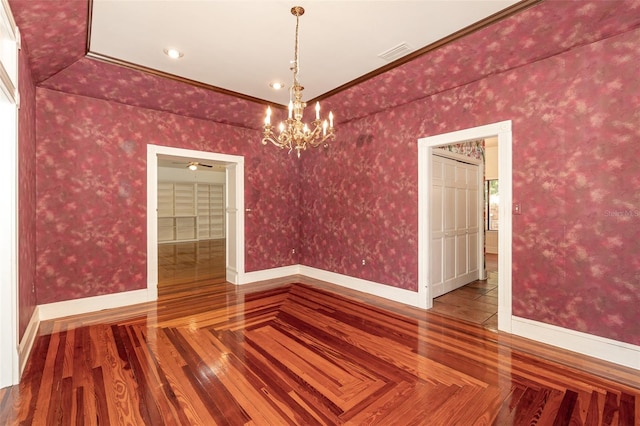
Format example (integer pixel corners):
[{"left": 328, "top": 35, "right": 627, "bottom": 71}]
[{"left": 158, "top": 182, "right": 225, "bottom": 243}]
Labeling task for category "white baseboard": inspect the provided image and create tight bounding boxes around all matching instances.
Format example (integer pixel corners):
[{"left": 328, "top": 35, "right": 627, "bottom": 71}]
[
  {"left": 241, "top": 265, "right": 301, "bottom": 284},
  {"left": 298, "top": 266, "right": 421, "bottom": 308},
  {"left": 18, "top": 306, "right": 40, "bottom": 376},
  {"left": 38, "top": 288, "right": 153, "bottom": 321},
  {"left": 240, "top": 264, "right": 421, "bottom": 308},
  {"left": 511, "top": 316, "right": 640, "bottom": 370},
  {"left": 226, "top": 266, "right": 239, "bottom": 284}
]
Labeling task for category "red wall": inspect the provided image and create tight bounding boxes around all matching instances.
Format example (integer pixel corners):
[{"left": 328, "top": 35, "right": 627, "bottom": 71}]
[
  {"left": 35, "top": 89, "right": 300, "bottom": 304},
  {"left": 23, "top": 0, "right": 640, "bottom": 349},
  {"left": 301, "top": 27, "right": 640, "bottom": 345},
  {"left": 18, "top": 42, "right": 37, "bottom": 338}
]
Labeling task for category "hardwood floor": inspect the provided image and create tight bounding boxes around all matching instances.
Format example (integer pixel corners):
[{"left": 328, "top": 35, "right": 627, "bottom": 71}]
[
  {"left": 431, "top": 253, "right": 499, "bottom": 329},
  {"left": 1, "top": 275, "right": 638, "bottom": 425},
  {"left": 158, "top": 239, "right": 226, "bottom": 290}
]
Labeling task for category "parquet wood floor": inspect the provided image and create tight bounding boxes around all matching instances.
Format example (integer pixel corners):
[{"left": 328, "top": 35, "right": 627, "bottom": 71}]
[{"left": 1, "top": 278, "right": 638, "bottom": 425}]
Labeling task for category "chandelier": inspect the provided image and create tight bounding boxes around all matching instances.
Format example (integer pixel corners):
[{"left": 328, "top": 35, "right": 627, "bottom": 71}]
[{"left": 262, "top": 6, "right": 336, "bottom": 157}]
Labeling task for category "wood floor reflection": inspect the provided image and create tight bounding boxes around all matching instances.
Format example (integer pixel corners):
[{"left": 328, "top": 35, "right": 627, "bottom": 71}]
[
  {"left": 158, "top": 239, "right": 226, "bottom": 292},
  {"left": 1, "top": 277, "right": 638, "bottom": 425}
]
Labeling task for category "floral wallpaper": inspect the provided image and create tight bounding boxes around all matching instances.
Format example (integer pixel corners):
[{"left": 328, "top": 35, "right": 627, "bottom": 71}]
[
  {"left": 436, "top": 140, "right": 485, "bottom": 161},
  {"left": 35, "top": 89, "right": 299, "bottom": 304},
  {"left": 511, "top": 29, "right": 640, "bottom": 345},
  {"left": 320, "top": 0, "right": 640, "bottom": 124},
  {"left": 18, "top": 43, "right": 37, "bottom": 339},
  {"left": 299, "top": 117, "right": 419, "bottom": 290},
  {"left": 301, "top": 26, "right": 640, "bottom": 345},
  {"left": 9, "top": 0, "right": 640, "bottom": 127},
  {"left": 39, "top": 58, "right": 268, "bottom": 130},
  {"left": 8, "top": 0, "right": 88, "bottom": 83}
]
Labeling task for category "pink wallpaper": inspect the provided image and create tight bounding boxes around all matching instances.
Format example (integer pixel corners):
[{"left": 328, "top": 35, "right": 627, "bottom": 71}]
[
  {"left": 39, "top": 57, "right": 268, "bottom": 130},
  {"left": 320, "top": 0, "right": 640, "bottom": 123},
  {"left": 35, "top": 89, "right": 299, "bottom": 304},
  {"left": 18, "top": 43, "right": 37, "bottom": 339},
  {"left": 10, "top": 1, "right": 640, "bottom": 127},
  {"left": 301, "top": 27, "right": 640, "bottom": 345},
  {"left": 8, "top": 0, "right": 88, "bottom": 83}
]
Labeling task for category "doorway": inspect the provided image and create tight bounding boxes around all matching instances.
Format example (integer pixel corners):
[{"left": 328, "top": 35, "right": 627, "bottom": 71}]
[
  {"left": 417, "top": 120, "right": 512, "bottom": 333},
  {"left": 146, "top": 145, "right": 245, "bottom": 300},
  {"left": 156, "top": 158, "right": 228, "bottom": 294}
]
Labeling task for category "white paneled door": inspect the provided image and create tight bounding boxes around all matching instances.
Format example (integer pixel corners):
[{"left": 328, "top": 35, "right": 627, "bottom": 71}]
[{"left": 430, "top": 153, "right": 481, "bottom": 298}]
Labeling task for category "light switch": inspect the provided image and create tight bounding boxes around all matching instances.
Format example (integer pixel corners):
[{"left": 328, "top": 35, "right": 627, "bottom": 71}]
[{"left": 513, "top": 203, "right": 522, "bottom": 215}]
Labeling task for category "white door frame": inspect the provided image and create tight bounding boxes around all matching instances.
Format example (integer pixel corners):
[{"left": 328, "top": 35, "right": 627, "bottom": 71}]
[
  {"left": 146, "top": 145, "right": 245, "bottom": 299},
  {"left": 0, "top": 0, "right": 20, "bottom": 388},
  {"left": 418, "top": 120, "right": 512, "bottom": 332},
  {"left": 0, "top": 83, "right": 19, "bottom": 389}
]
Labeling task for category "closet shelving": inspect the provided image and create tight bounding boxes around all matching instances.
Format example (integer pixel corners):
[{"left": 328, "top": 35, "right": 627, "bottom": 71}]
[{"left": 158, "top": 182, "right": 224, "bottom": 243}]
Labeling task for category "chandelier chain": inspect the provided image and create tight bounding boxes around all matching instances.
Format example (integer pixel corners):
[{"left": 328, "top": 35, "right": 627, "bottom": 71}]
[{"left": 293, "top": 11, "right": 300, "bottom": 86}]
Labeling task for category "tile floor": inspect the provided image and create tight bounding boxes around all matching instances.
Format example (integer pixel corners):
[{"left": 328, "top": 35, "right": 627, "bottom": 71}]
[{"left": 431, "top": 254, "right": 498, "bottom": 329}]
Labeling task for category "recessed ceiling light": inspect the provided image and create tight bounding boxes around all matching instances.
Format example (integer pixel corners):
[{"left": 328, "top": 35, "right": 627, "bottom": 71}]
[
  {"left": 270, "top": 82, "right": 285, "bottom": 90},
  {"left": 163, "top": 48, "right": 184, "bottom": 59}
]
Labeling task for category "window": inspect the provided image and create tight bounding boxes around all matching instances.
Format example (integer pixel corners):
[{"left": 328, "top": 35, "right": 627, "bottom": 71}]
[{"left": 485, "top": 179, "right": 499, "bottom": 230}]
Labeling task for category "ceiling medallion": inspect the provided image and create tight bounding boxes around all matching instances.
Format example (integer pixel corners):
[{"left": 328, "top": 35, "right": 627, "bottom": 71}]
[{"left": 262, "top": 6, "right": 336, "bottom": 158}]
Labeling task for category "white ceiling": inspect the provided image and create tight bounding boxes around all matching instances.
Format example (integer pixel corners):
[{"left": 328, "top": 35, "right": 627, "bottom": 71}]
[{"left": 90, "top": 1, "right": 519, "bottom": 106}]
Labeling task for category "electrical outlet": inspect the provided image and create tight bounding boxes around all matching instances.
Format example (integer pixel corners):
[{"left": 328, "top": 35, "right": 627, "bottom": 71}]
[
  {"left": 513, "top": 203, "right": 522, "bottom": 215},
  {"left": 361, "top": 259, "right": 366, "bottom": 266},
  {"left": 291, "top": 248, "right": 296, "bottom": 254}
]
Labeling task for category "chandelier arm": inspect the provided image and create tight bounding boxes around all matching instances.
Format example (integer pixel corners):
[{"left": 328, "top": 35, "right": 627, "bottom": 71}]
[
  {"left": 262, "top": 127, "right": 292, "bottom": 149},
  {"left": 306, "top": 123, "right": 336, "bottom": 148},
  {"left": 305, "top": 123, "right": 325, "bottom": 147}
]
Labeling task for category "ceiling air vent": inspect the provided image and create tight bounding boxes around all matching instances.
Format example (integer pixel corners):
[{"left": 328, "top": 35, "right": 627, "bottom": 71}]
[{"left": 378, "top": 42, "right": 412, "bottom": 62}]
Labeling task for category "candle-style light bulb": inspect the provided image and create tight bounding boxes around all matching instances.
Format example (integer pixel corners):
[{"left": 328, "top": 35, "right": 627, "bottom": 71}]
[
  {"left": 322, "top": 120, "right": 328, "bottom": 136},
  {"left": 288, "top": 101, "right": 293, "bottom": 119},
  {"left": 279, "top": 122, "right": 285, "bottom": 133},
  {"left": 329, "top": 111, "right": 334, "bottom": 128},
  {"left": 315, "top": 102, "right": 320, "bottom": 120},
  {"left": 265, "top": 106, "right": 271, "bottom": 125}
]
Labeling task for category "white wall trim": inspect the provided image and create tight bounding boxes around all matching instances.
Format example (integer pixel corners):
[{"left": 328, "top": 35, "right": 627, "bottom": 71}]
[
  {"left": 18, "top": 306, "right": 39, "bottom": 376},
  {"left": 241, "top": 265, "right": 421, "bottom": 308},
  {"left": 0, "top": 0, "right": 20, "bottom": 387},
  {"left": 38, "top": 289, "right": 152, "bottom": 321},
  {"left": 512, "top": 316, "right": 640, "bottom": 370},
  {"left": 418, "top": 120, "right": 513, "bottom": 329},
  {"left": 299, "top": 266, "right": 421, "bottom": 308},
  {"left": 241, "top": 265, "right": 301, "bottom": 284}
]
